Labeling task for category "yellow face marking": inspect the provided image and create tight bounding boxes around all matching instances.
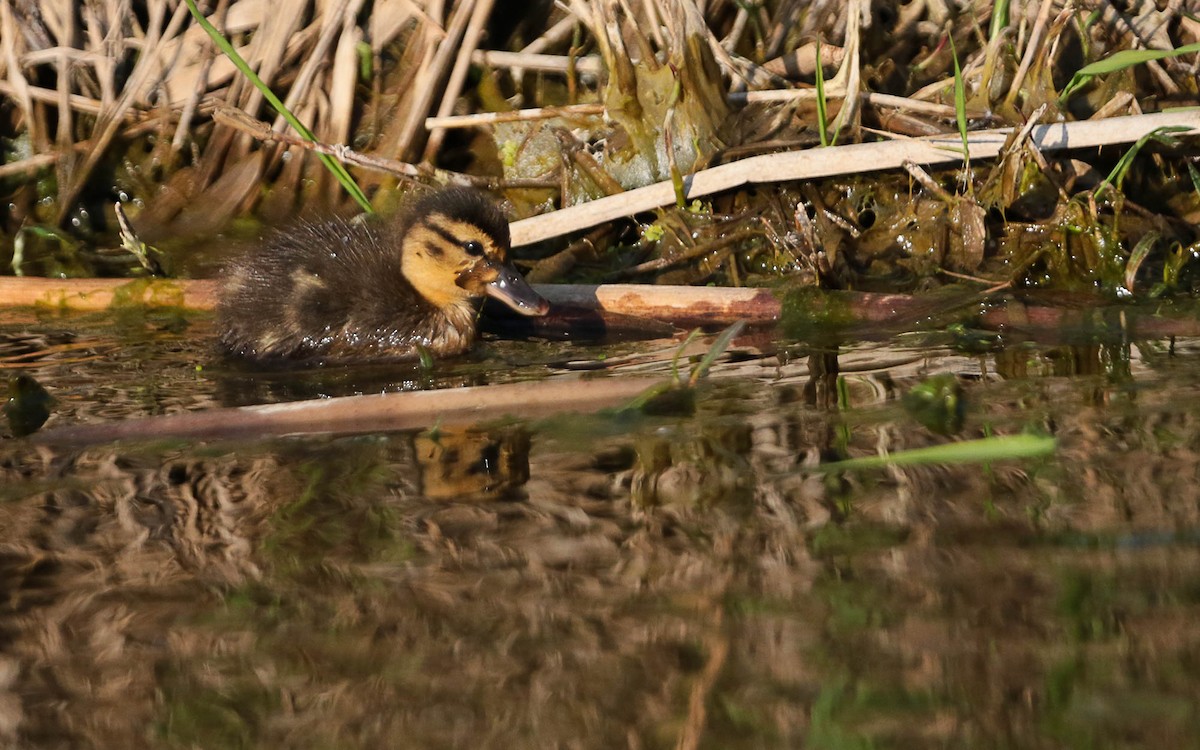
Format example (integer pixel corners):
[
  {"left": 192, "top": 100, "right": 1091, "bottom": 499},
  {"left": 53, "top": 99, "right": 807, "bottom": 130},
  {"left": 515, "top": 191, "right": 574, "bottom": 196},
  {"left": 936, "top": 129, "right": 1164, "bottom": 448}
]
[{"left": 400, "top": 215, "right": 505, "bottom": 310}]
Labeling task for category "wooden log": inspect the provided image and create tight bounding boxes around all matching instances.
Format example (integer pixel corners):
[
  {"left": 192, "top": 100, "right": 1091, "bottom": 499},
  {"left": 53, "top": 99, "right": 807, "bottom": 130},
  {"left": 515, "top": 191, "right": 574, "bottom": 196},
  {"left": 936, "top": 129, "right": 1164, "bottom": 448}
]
[
  {"left": 0, "top": 277, "right": 219, "bottom": 312},
  {"left": 0, "top": 277, "right": 778, "bottom": 326},
  {"left": 536, "top": 284, "right": 781, "bottom": 327},
  {"left": 33, "top": 376, "right": 663, "bottom": 445},
  {"left": 3, "top": 277, "right": 1200, "bottom": 338}
]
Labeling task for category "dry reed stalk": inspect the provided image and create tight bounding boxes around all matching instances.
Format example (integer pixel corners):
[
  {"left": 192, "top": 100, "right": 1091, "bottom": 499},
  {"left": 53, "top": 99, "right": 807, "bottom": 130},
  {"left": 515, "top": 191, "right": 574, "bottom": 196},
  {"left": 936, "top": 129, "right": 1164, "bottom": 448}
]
[
  {"left": 0, "top": 0, "right": 38, "bottom": 149},
  {"left": 161, "top": 0, "right": 268, "bottom": 103},
  {"left": 424, "top": 0, "right": 496, "bottom": 160},
  {"left": 53, "top": 48, "right": 71, "bottom": 159},
  {"left": 424, "top": 92, "right": 958, "bottom": 132},
  {"left": 84, "top": 0, "right": 117, "bottom": 107},
  {"left": 0, "top": 107, "right": 214, "bottom": 180},
  {"left": 237, "top": 1, "right": 302, "bottom": 119},
  {"left": 0, "top": 80, "right": 129, "bottom": 118},
  {"left": 3, "top": 0, "right": 1197, "bottom": 241},
  {"left": 327, "top": 0, "right": 364, "bottom": 153},
  {"left": 55, "top": 0, "right": 193, "bottom": 226},
  {"left": 220, "top": 0, "right": 303, "bottom": 168},
  {"left": 507, "top": 13, "right": 579, "bottom": 85},
  {"left": 764, "top": 0, "right": 805, "bottom": 59},
  {"left": 170, "top": 0, "right": 227, "bottom": 155},
  {"left": 508, "top": 110, "right": 1200, "bottom": 246},
  {"left": 720, "top": 3, "right": 750, "bottom": 52},
  {"left": 212, "top": 104, "right": 558, "bottom": 189},
  {"left": 823, "top": 0, "right": 865, "bottom": 137},
  {"left": 370, "top": 7, "right": 436, "bottom": 161},
  {"left": 469, "top": 49, "right": 604, "bottom": 75},
  {"left": 1090, "top": 91, "right": 1136, "bottom": 120},
  {"left": 274, "top": 0, "right": 359, "bottom": 135},
  {"left": 731, "top": 90, "right": 965, "bottom": 119},
  {"left": 615, "top": 228, "right": 761, "bottom": 278},
  {"left": 33, "top": 376, "right": 665, "bottom": 445},
  {"left": 1006, "top": 0, "right": 1056, "bottom": 110},
  {"left": 519, "top": 14, "right": 579, "bottom": 55},
  {"left": 275, "top": 0, "right": 366, "bottom": 203},
  {"left": 425, "top": 103, "right": 604, "bottom": 129},
  {"left": 0, "top": 151, "right": 59, "bottom": 179},
  {"left": 390, "top": 1, "right": 474, "bottom": 162}
]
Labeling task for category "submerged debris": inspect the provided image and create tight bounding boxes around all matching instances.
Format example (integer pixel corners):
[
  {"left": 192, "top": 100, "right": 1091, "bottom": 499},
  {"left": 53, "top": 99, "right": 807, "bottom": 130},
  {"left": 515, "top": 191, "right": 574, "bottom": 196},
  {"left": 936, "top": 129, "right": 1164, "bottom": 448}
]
[{"left": 3, "top": 374, "right": 53, "bottom": 437}]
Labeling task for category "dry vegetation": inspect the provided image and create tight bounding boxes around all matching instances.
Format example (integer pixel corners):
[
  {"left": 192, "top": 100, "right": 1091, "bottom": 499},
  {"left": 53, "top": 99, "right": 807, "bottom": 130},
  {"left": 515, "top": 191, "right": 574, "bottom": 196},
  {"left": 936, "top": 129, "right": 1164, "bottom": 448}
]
[{"left": 1, "top": 0, "right": 1200, "bottom": 290}]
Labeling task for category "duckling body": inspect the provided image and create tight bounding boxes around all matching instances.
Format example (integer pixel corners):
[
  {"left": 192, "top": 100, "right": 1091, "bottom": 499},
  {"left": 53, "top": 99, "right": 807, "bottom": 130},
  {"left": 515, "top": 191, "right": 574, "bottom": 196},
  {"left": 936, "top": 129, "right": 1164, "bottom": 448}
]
[{"left": 218, "top": 188, "right": 548, "bottom": 363}]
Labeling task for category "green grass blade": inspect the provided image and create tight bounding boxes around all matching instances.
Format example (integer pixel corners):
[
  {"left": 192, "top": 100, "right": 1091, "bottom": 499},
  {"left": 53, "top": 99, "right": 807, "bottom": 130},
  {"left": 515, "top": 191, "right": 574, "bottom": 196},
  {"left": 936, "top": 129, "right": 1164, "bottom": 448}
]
[
  {"left": 689, "top": 321, "right": 746, "bottom": 386},
  {"left": 182, "top": 0, "right": 372, "bottom": 213},
  {"left": 671, "top": 328, "right": 703, "bottom": 385},
  {"left": 1188, "top": 160, "right": 1200, "bottom": 195},
  {"left": 1061, "top": 41, "right": 1200, "bottom": 101},
  {"left": 988, "top": 0, "right": 1010, "bottom": 41},
  {"left": 1096, "top": 125, "right": 1191, "bottom": 198},
  {"left": 815, "top": 39, "right": 829, "bottom": 148},
  {"left": 815, "top": 433, "right": 1056, "bottom": 472},
  {"left": 949, "top": 36, "right": 970, "bottom": 172}
]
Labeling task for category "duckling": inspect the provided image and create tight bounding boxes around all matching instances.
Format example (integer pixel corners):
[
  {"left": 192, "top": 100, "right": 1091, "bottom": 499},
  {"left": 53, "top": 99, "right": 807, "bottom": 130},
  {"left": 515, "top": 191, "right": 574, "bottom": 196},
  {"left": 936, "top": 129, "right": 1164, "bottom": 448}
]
[{"left": 217, "top": 187, "right": 549, "bottom": 363}]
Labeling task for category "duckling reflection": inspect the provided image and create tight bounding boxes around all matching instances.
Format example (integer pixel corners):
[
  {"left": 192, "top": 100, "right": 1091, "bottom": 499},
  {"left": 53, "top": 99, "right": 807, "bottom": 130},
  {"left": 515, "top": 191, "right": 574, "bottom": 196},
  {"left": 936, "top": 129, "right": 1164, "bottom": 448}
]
[
  {"left": 218, "top": 187, "right": 549, "bottom": 363},
  {"left": 414, "top": 426, "right": 532, "bottom": 501}
]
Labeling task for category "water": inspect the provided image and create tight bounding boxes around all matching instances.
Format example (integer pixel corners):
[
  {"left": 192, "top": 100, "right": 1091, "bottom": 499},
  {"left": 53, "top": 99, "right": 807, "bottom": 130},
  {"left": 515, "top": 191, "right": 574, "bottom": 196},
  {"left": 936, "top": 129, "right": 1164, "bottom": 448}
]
[{"left": 2, "top": 306, "right": 1199, "bottom": 748}]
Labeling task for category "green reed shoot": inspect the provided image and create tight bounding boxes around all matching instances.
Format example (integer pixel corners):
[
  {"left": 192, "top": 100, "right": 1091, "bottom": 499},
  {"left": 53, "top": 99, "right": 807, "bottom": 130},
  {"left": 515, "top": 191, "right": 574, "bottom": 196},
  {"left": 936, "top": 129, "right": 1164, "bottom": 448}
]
[
  {"left": 816, "top": 433, "right": 1056, "bottom": 472},
  {"left": 670, "top": 328, "right": 703, "bottom": 384},
  {"left": 988, "top": 0, "right": 1010, "bottom": 42},
  {"left": 949, "top": 36, "right": 971, "bottom": 182},
  {"left": 666, "top": 76, "right": 688, "bottom": 209},
  {"left": 815, "top": 39, "right": 831, "bottom": 147},
  {"left": 1060, "top": 41, "right": 1200, "bottom": 101},
  {"left": 1095, "top": 126, "right": 1191, "bottom": 200},
  {"left": 689, "top": 321, "right": 746, "bottom": 386},
  {"left": 182, "top": 0, "right": 372, "bottom": 213}
]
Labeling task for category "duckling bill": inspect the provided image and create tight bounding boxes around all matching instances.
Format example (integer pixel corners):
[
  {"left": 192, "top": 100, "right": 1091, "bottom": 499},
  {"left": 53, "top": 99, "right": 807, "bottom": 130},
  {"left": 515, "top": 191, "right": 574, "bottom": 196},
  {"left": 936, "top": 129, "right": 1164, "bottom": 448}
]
[{"left": 217, "top": 188, "right": 549, "bottom": 363}]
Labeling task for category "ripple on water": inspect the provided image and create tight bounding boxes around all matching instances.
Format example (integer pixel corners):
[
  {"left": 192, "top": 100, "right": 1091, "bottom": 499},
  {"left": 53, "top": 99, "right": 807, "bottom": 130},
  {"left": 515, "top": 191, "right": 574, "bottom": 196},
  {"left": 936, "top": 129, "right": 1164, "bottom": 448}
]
[{"left": 3, "top": 309, "right": 1200, "bottom": 748}]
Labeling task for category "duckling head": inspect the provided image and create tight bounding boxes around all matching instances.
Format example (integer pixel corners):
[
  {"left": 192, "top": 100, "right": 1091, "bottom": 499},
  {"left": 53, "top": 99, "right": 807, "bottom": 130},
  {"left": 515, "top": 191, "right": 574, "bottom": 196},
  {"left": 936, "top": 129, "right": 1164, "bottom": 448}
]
[{"left": 397, "top": 188, "right": 550, "bottom": 317}]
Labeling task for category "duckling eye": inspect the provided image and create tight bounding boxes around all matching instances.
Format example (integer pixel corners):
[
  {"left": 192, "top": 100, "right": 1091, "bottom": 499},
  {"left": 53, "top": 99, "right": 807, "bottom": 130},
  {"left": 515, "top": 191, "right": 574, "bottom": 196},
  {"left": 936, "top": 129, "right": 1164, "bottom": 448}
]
[{"left": 462, "top": 240, "right": 484, "bottom": 257}]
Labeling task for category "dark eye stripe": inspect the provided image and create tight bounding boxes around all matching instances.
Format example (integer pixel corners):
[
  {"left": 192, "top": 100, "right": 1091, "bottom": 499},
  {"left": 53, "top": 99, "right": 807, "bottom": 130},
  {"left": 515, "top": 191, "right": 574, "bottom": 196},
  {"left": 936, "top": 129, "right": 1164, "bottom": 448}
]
[{"left": 425, "top": 221, "right": 462, "bottom": 246}]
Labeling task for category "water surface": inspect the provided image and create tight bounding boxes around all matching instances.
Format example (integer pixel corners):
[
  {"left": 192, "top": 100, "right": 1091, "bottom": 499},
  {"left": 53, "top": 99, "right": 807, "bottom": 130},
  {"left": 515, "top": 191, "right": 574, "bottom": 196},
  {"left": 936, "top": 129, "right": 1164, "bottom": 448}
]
[{"left": 1, "top": 307, "right": 1198, "bottom": 748}]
